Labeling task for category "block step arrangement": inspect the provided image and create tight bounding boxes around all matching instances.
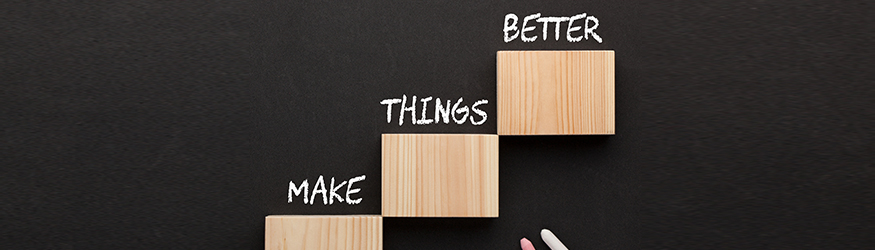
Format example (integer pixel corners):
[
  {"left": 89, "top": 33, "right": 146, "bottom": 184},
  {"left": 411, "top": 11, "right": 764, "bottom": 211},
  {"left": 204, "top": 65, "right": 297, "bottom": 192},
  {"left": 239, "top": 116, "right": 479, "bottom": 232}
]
[{"left": 266, "top": 50, "right": 614, "bottom": 249}]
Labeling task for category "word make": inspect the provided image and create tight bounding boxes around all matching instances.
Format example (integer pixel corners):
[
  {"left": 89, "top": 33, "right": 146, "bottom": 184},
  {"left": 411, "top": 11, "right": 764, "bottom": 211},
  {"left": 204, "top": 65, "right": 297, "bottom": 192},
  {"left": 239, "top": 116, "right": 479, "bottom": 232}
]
[
  {"left": 381, "top": 95, "right": 488, "bottom": 126},
  {"left": 504, "top": 12, "right": 602, "bottom": 43},
  {"left": 288, "top": 175, "right": 366, "bottom": 205}
]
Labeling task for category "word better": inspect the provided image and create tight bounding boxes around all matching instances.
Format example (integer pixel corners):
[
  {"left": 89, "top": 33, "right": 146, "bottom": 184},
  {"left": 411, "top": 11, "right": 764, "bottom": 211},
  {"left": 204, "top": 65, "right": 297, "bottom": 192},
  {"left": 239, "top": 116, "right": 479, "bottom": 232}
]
[
  {"left": 381, "top": 95, "right": 488, "bottom": 126},
  {"left": 288, "top": 175, "right": 366, "bottom": 205},
  {"left": 504, "top": 12, "right": 602, "bottom": 43}
]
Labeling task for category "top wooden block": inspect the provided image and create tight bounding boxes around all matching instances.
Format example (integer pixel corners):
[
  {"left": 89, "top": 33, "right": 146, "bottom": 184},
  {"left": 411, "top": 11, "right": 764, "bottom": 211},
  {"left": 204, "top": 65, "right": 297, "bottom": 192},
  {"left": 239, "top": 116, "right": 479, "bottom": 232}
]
[{"left": 497, "top": 51, "right": 615, "bottom": 135}]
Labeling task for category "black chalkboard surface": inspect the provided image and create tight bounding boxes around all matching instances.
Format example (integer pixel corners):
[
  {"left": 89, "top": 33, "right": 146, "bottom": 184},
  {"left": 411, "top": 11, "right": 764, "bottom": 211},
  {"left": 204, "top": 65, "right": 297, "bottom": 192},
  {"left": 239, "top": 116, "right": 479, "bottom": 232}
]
[{"left": 2, "top": 1, "right": 872, "bottom": 249}]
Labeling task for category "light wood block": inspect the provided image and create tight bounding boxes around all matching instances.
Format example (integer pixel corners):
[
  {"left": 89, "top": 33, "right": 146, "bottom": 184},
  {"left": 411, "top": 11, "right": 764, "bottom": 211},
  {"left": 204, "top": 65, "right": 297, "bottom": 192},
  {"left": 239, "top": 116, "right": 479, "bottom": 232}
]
[
  {"left": 497, "top": 50, "right": 615, "bottom": 135},
  {"left": 265, "top": 215, "right": 382, "bottom": 250},
  {"left": 381, "top": 134, "right": 498, "bottom": 217}
]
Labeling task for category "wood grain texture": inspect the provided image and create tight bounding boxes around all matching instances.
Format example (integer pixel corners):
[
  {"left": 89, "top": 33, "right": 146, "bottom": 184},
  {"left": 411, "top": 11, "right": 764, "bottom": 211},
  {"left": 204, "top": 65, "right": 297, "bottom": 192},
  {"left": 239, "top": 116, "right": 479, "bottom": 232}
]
[
  {"left": 381, "top": 134, "right": 498, "bottom": 217},
  {"left": 265, "top": 215, "right": 382, "bottom": 250},
  {"left": 497, "top": 51, "right": 615, "bottom": 135}
]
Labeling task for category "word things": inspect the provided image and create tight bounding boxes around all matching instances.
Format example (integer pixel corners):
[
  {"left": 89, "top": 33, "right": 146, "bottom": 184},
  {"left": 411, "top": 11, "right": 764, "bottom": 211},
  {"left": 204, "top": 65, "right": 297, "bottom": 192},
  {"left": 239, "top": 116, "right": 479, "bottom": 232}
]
[{"left": 381, "top": 95, "right": 488, "bottom": 126}]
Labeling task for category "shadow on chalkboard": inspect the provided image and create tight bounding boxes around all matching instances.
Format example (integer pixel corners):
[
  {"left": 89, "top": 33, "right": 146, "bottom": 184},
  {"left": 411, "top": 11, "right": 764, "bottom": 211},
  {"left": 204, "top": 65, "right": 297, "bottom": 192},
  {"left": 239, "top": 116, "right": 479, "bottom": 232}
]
[
  {"left": 384, "top": 217, "right": 493, "bottom": 231},
  {"left": 499, "top": 135, "right": 610, "bottom": 152},
  {"left": 383, "top": 218, "right": 495, "bottom": 248},
  {"left": 383, "top": 218, "right": 496, "bottom": 236}
]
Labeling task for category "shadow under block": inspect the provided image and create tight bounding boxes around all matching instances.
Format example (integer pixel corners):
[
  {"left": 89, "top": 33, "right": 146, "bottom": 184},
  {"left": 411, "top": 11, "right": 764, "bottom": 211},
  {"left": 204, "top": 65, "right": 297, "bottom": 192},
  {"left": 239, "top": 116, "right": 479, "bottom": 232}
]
[
  {"left": 264, "top": 215, "right": 382, "bottom": 250},
  {"left": 497, "top": 50, "right": 615, "bottom": 135},
  {"left": 381, "top": 134, "right": 498, "bottom": 217}
]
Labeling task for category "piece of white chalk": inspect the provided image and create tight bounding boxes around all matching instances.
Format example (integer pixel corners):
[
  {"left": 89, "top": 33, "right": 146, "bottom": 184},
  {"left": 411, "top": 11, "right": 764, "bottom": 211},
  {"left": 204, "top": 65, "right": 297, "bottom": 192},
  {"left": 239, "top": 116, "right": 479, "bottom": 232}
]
[{"left": 541, "top": 229, "right": 569, "bottom": 250}]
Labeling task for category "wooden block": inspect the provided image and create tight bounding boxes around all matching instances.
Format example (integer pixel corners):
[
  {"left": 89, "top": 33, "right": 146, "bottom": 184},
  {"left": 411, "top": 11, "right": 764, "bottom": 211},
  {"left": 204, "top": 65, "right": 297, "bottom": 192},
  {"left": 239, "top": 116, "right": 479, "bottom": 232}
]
[
  {"left": 381, "top": 134, "right": 498, "bottom": 217},
  {"left": 497, "top": 50, "right": 615, "bottom": 135},
  {"left": 265, "top": 215, "right": 382, "bottom": 250}
]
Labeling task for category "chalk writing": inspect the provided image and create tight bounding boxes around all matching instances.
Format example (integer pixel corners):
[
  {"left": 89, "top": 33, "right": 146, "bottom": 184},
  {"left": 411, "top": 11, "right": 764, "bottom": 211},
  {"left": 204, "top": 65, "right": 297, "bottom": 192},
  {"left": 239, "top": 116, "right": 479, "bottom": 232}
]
[
  {"left": 381, "top": 95, "right": 488, "bottom": 126},
  {"left": 504, "top": 12, "right": 602, "bottom": 43},
  {"left": 288, "top": 175, "right": 366, "bottom": 205}
]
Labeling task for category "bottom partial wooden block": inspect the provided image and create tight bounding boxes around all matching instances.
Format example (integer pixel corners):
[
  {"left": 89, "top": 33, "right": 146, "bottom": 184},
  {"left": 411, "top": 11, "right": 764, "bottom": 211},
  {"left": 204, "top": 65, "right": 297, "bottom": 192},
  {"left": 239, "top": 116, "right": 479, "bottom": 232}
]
[{"left": 265, "top": 215, "right": 382, "bottom": 250}]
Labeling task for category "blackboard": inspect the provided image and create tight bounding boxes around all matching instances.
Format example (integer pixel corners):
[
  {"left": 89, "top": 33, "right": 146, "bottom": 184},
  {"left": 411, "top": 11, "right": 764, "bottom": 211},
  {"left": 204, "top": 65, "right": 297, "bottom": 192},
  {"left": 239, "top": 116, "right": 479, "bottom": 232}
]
[{"left": 2, "top": 1, "right": 872, "bottom": 249}]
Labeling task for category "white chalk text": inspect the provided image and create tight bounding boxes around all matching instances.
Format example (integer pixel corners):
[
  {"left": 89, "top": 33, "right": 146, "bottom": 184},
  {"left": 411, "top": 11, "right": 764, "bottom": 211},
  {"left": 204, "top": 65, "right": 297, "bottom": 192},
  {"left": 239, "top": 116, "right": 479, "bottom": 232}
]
[
  {"left": 381, "top": 94, "right": 488, "bottom": 126},
  {"left": 504, "top": 12, "right": 602, "bottom": 43},
  {"left": 288, "top": 175, "right": 366, "bottom": 205}
]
